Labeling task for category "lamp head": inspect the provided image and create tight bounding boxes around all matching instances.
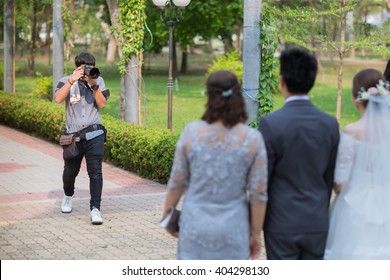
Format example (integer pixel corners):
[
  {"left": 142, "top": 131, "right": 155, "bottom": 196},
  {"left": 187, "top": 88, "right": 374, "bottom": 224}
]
[
  {"left": 172, "top": 0, "right": 191, "bottom": 7},
  {"left": 152, "top": 0, "right": 167, "bottom": 8}
]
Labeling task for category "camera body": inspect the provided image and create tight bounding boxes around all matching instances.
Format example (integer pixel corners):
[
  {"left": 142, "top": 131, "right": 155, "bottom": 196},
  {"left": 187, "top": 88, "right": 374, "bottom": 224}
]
[{"left": 83, "top": 65, "right": 100, "bottom": 79}]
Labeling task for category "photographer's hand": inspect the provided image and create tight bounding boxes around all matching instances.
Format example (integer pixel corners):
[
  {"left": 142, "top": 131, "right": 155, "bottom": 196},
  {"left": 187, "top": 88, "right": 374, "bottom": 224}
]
[
  {"left": 84, "top": 74, "right": 98, "bottom": 88},
  {"left": 54, "top": 67, "right": 84, "bottom": 104},
  {"left": 71, "top": 66, "right": 84, "bottom": 82},
  {"left": 85, "top": 75, "right": 106, "bottom": 109}
]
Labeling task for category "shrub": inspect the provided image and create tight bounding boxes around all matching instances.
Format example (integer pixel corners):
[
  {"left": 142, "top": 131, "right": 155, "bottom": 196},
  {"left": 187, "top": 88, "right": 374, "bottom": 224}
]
[
  {"left": 0, "top": 92, "right": 177, "bottom": 184},
  {"left": 0, "top": 63, "right": 3, "bottom": 91},
  {"left": 29, "top": 72, "right": 53, "bottom": 101},
  {"left": 207, "top": 50, "right": 243, "bottom": 82}
]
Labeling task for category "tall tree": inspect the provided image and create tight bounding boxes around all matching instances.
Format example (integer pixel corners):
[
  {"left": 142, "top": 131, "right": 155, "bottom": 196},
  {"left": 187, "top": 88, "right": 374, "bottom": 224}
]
[
  {"left": 243, "top": 0, "right": 262, "bottom": 123},
  {"left": 3, "top": 0, "right": 15, "bottom": 94},
  {"left": 52, "top": 0, "right": 64, "bottom": 100},
  {"left": 145, "top": 0, "right": 244, "bottom": 74},
  {"left": 267, "top": 0, "right": 390, "bottom": 122},
  {"left": 106, "top": 0, "right": 145, "bottom": 124},
  {"left": 95, "top": 4, "right": 117, "bottom": 65},
  {"left": 25, "top": 0, "right": 52, "bottom": 72}
]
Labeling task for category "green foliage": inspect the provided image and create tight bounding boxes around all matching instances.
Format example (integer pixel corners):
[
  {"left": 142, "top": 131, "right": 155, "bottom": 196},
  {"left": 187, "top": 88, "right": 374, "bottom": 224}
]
[
  {"left": 29, "top": 72, "right": 53, "bottom": 101},
  {"left": 206, "top": 5, "right": 281, "bottom": 125},
  {"left": 0, "top": 92, "right": 177, "bottom": 184},
  {"left": 0, "top": 63, "right": 3, "bottom": 91},
  {"left": 104, "top": 115, "right": 178, "bottom": 184},
  {"left": 145, "top": 0, "right": 243, "bottom": 52},
  {"left": 0, "top": 92, "right": 63, "bottom": 141},
  {"left": 62, "top": 1, "right": 106, "bottom": 50},
  {"left": 266, "top": 0, "right": 390, "bottom": 55},
  {"left": 117, "top": 0, "right": 146, "bottom": 74},
  {"left": 207, "top": 50, "right": 243, "bottom": 81},
  {"left": 257, "top": 5, "right": 279, "bottom": 119}
]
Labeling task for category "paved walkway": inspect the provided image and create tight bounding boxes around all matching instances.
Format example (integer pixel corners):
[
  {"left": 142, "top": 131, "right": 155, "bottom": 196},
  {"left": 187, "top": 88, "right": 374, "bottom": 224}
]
[
  {"left": 0, "top": 124, "right": 266, "bottom": 260},
  {"left": 0, "top": 124, "right": 177, "bottom": 260}
]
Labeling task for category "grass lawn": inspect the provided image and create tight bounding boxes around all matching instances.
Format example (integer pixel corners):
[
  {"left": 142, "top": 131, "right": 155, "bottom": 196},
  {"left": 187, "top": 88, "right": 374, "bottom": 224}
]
[{"left": 13, "top": 52, "right": 388, "bottom": 133}]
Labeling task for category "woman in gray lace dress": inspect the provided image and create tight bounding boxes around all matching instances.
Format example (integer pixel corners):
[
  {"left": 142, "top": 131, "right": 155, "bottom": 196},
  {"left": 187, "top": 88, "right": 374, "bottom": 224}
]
[{"left": 162, "top": 70, "right": 268, "bottom": 260}]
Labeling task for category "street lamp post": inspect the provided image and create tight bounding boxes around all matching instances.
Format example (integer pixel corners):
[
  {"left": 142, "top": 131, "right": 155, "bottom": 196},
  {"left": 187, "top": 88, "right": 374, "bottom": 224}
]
[{"left": 152, "top": 0, "right": 191, "bottom": 131}]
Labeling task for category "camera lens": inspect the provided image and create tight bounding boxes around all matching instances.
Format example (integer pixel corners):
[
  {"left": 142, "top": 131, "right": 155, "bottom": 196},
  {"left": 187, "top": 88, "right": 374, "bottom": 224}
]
[{"left": 89, "top": 67, "right": 100, "bottom": 79}]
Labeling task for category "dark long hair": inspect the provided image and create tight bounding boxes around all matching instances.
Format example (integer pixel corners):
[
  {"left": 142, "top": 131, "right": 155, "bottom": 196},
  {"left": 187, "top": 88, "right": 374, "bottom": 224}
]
[{"left": 201, "top": 70, "right": 248, "bottom": 128}]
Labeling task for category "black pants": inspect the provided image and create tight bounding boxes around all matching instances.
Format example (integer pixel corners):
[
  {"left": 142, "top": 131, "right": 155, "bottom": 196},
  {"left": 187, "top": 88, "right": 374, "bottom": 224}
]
[
  {"left": 62, "top": 134, "right": 105, "bottom": 210},
  {"left": 264, "top": 231, "right": 328, "bottom": 260}
]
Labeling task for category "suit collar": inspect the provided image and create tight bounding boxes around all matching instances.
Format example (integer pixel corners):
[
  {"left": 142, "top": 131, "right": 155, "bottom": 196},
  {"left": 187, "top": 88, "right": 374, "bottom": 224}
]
[{"left": 285, "top": 95, "right": 310, "bottom": 104}]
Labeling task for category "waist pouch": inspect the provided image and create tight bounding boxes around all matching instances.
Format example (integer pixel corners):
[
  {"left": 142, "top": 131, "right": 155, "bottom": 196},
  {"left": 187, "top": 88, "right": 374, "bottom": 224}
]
[
  {"left": 59, "top": 134, "right": 79, "bottom": 159},
  {"left": 78, "top": 124, "right": 107, "bottom": 142}
]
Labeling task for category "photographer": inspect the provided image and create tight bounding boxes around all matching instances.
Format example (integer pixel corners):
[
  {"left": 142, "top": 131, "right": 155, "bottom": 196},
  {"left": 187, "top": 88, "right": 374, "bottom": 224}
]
[{"left": 55, "top": 52, "right": 110, "bottom": 225}]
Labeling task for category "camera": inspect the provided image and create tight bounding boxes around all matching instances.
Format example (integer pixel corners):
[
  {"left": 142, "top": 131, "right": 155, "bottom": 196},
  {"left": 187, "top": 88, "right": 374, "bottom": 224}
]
[{"left": 83, "top": 65, "right": 100, "bottom": 79}]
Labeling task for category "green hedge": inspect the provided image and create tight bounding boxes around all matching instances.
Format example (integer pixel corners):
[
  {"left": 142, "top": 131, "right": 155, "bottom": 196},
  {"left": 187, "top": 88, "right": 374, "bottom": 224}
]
[{"left": 0, "top": 91, "right": 178, "bottom": 184}]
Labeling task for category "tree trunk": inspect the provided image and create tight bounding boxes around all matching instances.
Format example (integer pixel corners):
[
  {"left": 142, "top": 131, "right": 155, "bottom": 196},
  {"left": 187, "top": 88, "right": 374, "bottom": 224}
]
[
  {"left": 381, "top": 4, "right": 386, "bottom": 59},
  {"left": 52, "top": 0, "right": 64, "bottom": 100},
  {"left": 29, "top": 1, "right": 38, "bottom": 71},
  {"left": 106, "top": 0, "right": 123, "bottom": 59},
  {"left": 337, "top": 51, "right": 344, "bottom": 124},
  {"left": 106, "top": 0, "right": 126, "bottom": 120},
  {"left": 65, "top": 0, "right": 77, "bottom": 61},
  {"left": 243, "top": 0, "right": 262, "bottom": 123},
  {"left": 3, "top": 0, "right": 15, "bottom": 94},
  {"left": 46, "top": 14, "right": 52, "bottom": 65},
  {"left": 180, "top": 50, "right": 188, "bottom": 74},
  {"left": 96, "top": 5, "right": 117, "bottom": 65},
  {"left": 106, "top": 40, "right": 117, "bottom": 65},
  {"left": 206, "top": 40, "right": 213, "bottom": 53},
  {"left": 172, "top": 41, "right": 178, "bottom": 79},
  {"left": 138, "top": 50, "right": 143, "bottom": 125},
  {"left": 223, "top": 35, "right": 234, "bottom": 53},
  {"left": 347, "top": 11, "right": 355, "bottom": 59},
  {"left": 336, "top": 0, "right": 347, "bottom": 124},
  {"left": 106, "top": 0, "right": 139, "bottom": 124},
  {"left": 124, "top": 56, "right": 140, "bottom": 124},
  {"left": 235, "top": 26, "right": 243, "bottom": 53},
  {"left": 119, "top": 76, "right": 125, "bottom": 120}
]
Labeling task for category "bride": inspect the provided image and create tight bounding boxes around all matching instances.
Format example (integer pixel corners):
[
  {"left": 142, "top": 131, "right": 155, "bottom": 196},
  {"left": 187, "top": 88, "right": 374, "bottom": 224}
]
[{"left": 324, "top": 69, "right": 390, "bottom": 259}]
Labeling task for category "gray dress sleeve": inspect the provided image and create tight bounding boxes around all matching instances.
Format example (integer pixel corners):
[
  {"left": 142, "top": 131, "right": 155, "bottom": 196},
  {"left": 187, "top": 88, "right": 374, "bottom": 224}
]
[
  {"left": 167, "top": 125, "right": 191, "bottom": 189},
  {"left": 247, "top": 132, "right": 268, "bottom": 202}
]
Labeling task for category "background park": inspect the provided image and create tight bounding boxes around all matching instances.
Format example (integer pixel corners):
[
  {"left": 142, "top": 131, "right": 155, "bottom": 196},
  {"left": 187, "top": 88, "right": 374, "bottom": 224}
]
[{"left": 1, "top": 0, "right": 390, "bottom": 184}]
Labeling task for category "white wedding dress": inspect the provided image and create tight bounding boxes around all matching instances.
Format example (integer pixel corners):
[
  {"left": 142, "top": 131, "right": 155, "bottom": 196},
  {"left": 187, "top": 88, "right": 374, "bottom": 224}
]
[{"left": 325, "top": 96, "right": 390, "bottom": 260}]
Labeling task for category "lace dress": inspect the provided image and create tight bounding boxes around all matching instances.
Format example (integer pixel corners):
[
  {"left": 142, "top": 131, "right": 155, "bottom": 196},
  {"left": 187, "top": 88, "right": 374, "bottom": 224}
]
[
  {"left": 324, "top": 133, "right": 390, "bottom": 259},
  {"left": 167, "top": 120, "right": 268, "bottom": 260}
]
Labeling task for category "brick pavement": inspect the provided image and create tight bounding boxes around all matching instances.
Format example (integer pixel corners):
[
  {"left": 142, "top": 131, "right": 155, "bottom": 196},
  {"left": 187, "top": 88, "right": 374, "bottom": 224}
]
[
  {"left": 0, "top": 124, "right": 266, "bottom": 260},
  {"left": 0, "top": 124, "right": 177, "bottom": 260}
]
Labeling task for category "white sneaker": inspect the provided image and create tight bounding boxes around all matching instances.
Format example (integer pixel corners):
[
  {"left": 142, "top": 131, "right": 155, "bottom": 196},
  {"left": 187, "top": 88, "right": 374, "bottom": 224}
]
[
  {"left": 61, "top": 195, "right": 73, "bottom": 213},
  {"left": 91, "top": 207, "right": 103, "bottom": 225}
]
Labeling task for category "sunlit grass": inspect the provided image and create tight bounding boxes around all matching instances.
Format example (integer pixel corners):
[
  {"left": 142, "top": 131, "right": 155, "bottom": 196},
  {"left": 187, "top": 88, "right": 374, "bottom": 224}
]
[{"left": 13, "top": 53, "right": 387, "bottom": 133}]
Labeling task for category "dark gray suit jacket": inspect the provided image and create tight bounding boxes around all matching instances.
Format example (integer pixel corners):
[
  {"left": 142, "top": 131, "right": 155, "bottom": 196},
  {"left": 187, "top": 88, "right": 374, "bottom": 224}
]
[{"left": 259, "top": 99, "right": 339, "bottom": 233}]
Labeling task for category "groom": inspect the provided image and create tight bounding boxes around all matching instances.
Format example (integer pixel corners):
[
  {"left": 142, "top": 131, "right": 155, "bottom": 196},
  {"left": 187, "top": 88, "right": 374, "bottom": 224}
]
[{"left": 258, "top": 47, "right": 339, "bottom": 259}]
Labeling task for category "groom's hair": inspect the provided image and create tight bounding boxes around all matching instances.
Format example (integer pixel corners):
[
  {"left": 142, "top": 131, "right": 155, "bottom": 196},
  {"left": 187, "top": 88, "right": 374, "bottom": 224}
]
[{"left": 279, "top": 47, "right": 318, "bottom": 94}]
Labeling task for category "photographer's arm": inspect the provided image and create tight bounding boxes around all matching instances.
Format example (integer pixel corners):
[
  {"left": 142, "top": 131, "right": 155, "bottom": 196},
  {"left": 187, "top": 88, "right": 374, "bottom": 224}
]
[
  {"left": 54, "top": 80, "right": 72, "bottom": 104},
  {"left": 92, "top": 87, "right": 107, "bottom": 109},
  {"left": 54, "top": 67, "right": 84, "bottom": 104},
  {"left": 84, "top": 75, "right": 107, "bottom": 109}
]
